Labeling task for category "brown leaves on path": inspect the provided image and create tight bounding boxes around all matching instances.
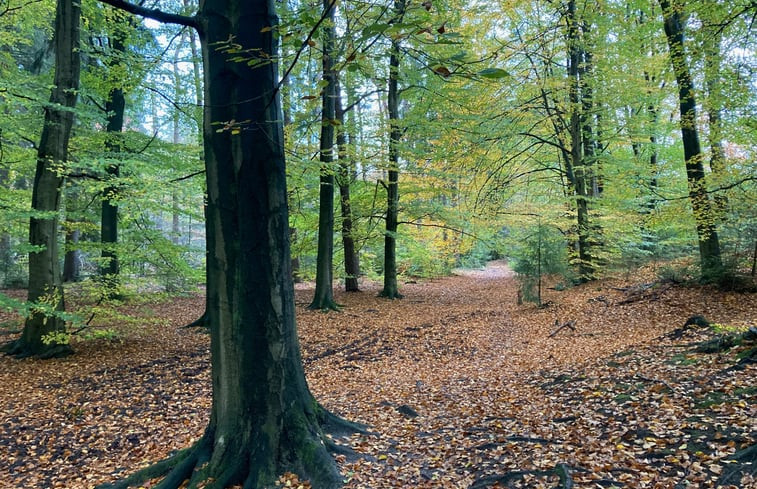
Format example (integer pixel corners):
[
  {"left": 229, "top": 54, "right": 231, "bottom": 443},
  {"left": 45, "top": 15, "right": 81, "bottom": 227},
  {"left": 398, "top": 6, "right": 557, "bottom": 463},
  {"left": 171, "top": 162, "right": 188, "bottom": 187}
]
[{"left": 0, "top": 262, "right": 755, "bottom": 488}]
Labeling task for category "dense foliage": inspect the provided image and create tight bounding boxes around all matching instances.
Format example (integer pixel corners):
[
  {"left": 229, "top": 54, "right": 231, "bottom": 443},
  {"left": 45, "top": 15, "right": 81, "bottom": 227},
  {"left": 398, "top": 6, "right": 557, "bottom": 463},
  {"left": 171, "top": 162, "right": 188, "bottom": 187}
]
[{"left": 1, "top": 0, "right": 755, "bottom": 324}]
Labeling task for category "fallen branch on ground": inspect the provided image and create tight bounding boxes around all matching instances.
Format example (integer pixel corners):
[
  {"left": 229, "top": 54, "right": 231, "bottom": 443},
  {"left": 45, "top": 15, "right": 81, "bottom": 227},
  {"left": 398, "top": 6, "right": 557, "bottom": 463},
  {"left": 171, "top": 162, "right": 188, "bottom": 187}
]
[{"left": 550, "top": 320, "right": 576, "bottom": 338}]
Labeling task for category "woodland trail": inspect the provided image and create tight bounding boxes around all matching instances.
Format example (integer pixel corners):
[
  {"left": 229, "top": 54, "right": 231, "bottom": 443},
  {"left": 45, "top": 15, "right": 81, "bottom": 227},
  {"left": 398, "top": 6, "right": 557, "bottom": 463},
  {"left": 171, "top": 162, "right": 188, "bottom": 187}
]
[{"left": 0, "top": 263, "right": 755, "bottom": 488}]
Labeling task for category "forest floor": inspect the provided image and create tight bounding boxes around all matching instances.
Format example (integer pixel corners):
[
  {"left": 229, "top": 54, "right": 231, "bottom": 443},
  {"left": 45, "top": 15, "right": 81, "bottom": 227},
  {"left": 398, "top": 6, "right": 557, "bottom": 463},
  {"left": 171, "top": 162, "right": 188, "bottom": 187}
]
[{"left": 0, "top": 261, "right": 755, "bottom": 488}]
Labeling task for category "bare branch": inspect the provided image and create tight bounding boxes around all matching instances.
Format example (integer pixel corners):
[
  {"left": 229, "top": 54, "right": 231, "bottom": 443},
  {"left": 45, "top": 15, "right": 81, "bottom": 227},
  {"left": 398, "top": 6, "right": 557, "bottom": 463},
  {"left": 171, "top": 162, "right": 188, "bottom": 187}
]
[
  {"left": 170, "top": 169, "right": 205, "bottom": 183},
  {"left": 96, "top": 0, "right": 198, "bottom": 29}
]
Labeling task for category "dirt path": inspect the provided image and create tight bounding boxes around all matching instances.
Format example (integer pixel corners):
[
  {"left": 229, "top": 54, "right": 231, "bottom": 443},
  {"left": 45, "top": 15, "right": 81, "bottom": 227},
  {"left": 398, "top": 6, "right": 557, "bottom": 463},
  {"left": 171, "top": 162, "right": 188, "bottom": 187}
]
[
  {"left": 451, "top": 260, "right": 515, "bottom": 279},
  {"left": 0, "top": 269, "right": 754, "bottom": 488}
]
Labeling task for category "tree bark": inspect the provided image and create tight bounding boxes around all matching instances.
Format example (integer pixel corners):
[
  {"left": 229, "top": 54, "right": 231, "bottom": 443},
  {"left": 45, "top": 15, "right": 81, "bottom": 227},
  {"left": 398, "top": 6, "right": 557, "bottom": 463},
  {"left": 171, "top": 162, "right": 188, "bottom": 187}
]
[
  {"left": 95, "top": 0, "right": 357, "bottom": 486},
  {"left": 336, "top": 79, "right": 360, "bottom": 292},
  {"left": 100, "top": 9, "right": 127, "bottom": 293},
  {"left": 3, "top": 0, "right": 80, "bottom": 358},
  {"left": 703, "top": 22, "right": 727, "bottom": 217},
  {"left": 309, "top": 0, "right": 339, "bottom": 310},
  {"left": 659, "top": 0, "right": 723, "bottom": 280},
  {"left": 0, "top": 165, "right": 13, "bottom": 285},
  {"left": 379, "top": 0, "right": 405, "bottom": 299},
  {"left": 566, "top": 0, "right": 594, "bottom": 282},
  {"left": 62, "top": 228, "right": 81, "bottom": 282}
]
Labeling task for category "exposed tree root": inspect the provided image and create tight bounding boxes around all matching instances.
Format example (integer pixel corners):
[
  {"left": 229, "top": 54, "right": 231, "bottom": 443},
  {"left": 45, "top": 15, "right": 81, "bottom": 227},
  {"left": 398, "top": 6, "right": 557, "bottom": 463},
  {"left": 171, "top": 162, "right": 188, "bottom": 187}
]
[
  {"left": 469, "top": 462, "right": 577, "bottom": 489},
  {"left": 1, "top": 338, "right": 73, "bottom": 359},
  {"left": 182, "top": 311, "right": 208, "bottom": 329},
  {"left": 717, "top": 443, "right": 757, "bottom": 486},
  {"left": 378, "top": 290, "right": 403, "bottom": 300},
  {"left": 97, "top": 405, "right": 368, "bottom": 489},
  {"left": 307, "top": 299, "right": 342, "bottom": 312},
  {"left": 95, "top": 446, "right": 194, "bottom": 489},
  {"left": 317, "top": 403, "right": 372, "bottom": 437}
]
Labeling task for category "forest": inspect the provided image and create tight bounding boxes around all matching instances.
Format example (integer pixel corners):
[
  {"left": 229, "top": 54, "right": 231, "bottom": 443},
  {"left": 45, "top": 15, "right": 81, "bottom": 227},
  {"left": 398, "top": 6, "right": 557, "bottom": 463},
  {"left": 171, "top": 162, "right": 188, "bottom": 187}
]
[{"left": 0, "top": 0, "right": 755, "bottom": 487}]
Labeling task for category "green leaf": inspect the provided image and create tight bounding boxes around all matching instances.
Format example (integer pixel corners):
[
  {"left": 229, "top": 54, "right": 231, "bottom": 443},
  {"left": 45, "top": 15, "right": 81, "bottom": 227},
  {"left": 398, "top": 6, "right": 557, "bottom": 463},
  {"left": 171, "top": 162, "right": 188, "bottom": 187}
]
[
  {"left": 360, "top": 23, "right": 390, "bottom": 42},
  {"left": 478, "top": 68, "right": 510, "bottom": 79}
]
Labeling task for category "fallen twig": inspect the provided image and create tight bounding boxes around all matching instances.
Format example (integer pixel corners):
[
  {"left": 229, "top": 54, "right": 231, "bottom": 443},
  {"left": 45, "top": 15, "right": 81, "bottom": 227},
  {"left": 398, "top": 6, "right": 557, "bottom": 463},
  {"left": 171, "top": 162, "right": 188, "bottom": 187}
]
[{"left": 550, "top": 320, "right": 576, "bottom": 338}]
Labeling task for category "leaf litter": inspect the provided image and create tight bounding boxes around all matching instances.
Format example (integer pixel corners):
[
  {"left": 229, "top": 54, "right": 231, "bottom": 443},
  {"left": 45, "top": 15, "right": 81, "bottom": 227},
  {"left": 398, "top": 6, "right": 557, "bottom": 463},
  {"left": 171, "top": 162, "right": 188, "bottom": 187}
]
[{"left": 0, "top": 261, "right": 754, "bottom": 488}]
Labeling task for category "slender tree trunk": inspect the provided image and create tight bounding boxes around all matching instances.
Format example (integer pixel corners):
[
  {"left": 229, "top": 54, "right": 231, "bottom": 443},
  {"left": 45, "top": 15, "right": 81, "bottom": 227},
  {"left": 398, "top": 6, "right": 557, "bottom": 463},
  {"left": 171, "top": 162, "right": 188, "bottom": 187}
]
[
  {"left": 96, "top": 0, "right": 358, "bottom": 486},
  {"left": 309, "top": 0, "right": 339, "bottom": 310},
  {"left": 0, "top": 165, "right": 13, "bottom": 285},
  {"left": 336, "top": 80, "right": 360, "bottom": 292},
  {"left": 101, "top": 11, "right": 127, "bottom": 293},
  {"left": 659, "top": 0, "right": 723, "bottom": 280},
  {"left": 703, "top": 26, "right": 727, "bottom": 216},
  {"left": 62, "top": 228, "right": 81, "bottom": 282},
  {"left": 62, "top": 184, "right": 82, "bottom": 283},
  {"left": 277, "top": 2, "right": 301, "bottom": 284},
  {"left": 380, "top": 0, "right": 405, "bottom": 299},
  {"left": 171, "top": 40, "right": 183, "bottom": 246},
  {"left": 0, "top": 233, "right": 10, "bottom": 286},
  {"left": 3, "top": 0, "right": 80, "bottom": 358},
  {"left": 566, "top": 0, "right": 594, "bottom": 282}
]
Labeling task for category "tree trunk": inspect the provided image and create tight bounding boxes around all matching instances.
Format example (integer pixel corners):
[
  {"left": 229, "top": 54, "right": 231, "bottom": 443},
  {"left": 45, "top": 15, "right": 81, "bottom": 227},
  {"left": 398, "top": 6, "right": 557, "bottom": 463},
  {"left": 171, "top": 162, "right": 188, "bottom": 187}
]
[
  {"left": 0, "top": 165, "right": 13, "bottom": 286},
  {"left": 277, "top": 6, "right": 301, "bottom": 284},
  {"left": 3, "top": 0, "right": 80, "bottom": 358},
  {"left": 566, "top": 0, "right": 594, "bottom": 282},
  {"left": 336, "top": 80, "right": 360, "bottom": 292},
  {"left": 95, "top": 0, "right": 357, "bottom": 486},
  {"left": 100, "top": 12, "right": 126, "bottom": 293},
  {"left": 703, "top": 24, "right": 727, "bottom": 217},
  {"left": 379, "top": 0, "right": 405, "bottom": 299},
  {"left": 62, "top": 228, "right": 81, "bottom": 282},
  {"left": 171, "top": 39, "right": 183, "bottom": 245},
  {"left": 309, "top": 0, "right": 339, "bottom": 310},
  {"left": 659, "top": 0, "right": 723, "bottom": 280}
]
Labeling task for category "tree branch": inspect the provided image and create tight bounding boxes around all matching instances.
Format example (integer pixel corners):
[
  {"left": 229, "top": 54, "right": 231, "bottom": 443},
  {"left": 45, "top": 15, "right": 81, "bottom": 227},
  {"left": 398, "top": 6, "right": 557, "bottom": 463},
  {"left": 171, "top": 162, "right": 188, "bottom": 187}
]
[
  {"left": 651, "top": 175, "right": 757, "bottom": 201},
  {"left": 170, "top": 169, "right": 205, "bottom": 183},
  {"left": 96, "top": 0, "right": 198, "bottom": 29}
]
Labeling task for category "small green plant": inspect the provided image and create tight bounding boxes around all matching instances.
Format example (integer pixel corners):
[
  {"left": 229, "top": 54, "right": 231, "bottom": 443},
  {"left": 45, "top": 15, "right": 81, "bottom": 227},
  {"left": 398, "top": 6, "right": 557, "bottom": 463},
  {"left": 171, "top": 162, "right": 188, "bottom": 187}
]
[
  {"left": 510, "top": 222, "right": 572, "bottom": 306},
  {"left": 710, "top": 323, "right": 743, "bottom": 334},
  {"left": 42, "top": 330, "right": 71, "bottom": 346},
  {"left": 82, "top": 328, "right": 120, "bottom": 341}
]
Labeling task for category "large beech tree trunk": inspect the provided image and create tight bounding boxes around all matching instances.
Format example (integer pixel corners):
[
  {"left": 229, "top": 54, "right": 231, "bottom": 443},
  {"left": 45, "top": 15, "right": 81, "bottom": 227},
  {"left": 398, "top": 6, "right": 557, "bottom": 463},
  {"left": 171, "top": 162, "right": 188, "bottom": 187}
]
[
  {"left": 379, "top": 0, "right": 405, "bottom": 299},
  {"left": 659, "top": 0, "right": 722, "bottom": 280},
  {"left": 3, "top": 0, "right": 80, "bottom": 358},
  {"left": 309, "top": 0, "right": 339, "bottom": 310},
  {"left": 95, "top": 0, "right": 356, "bottom": 487}
]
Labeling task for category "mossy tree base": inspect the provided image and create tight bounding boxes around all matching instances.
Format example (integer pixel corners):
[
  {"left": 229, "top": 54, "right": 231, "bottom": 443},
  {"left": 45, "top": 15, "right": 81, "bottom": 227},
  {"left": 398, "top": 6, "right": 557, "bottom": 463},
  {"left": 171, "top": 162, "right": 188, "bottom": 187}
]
[
  {"left": 378, "top": 288, "right": 403, "bottom": 300},
  {"left": 97, "top": 404, "right": 361, "bottom": 489},
  {"left": 1, "top": 338, "right": 72, "bottom": 359},
  {"left": 307, "top": 298, "right": 342, "bottom": 312}
]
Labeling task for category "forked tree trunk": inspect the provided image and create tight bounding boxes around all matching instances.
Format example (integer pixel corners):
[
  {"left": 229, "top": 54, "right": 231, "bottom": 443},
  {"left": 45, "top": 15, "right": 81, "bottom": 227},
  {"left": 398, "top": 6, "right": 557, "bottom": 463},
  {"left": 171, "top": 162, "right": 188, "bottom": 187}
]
[
  {"left": 309, "top": 0, "right": 339, "bottom": 310},
  {"left": 3, "top": 0, "right": 80, "bottom": 358},
  {"left": 379, "top": 0, "right": 405, "bottom": 299},
  {"left": 95, "top": 0, "right": 357, "bottom": 487},
  {"left": 659, "top": 0, "right": 723, "bottom": 280}
]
